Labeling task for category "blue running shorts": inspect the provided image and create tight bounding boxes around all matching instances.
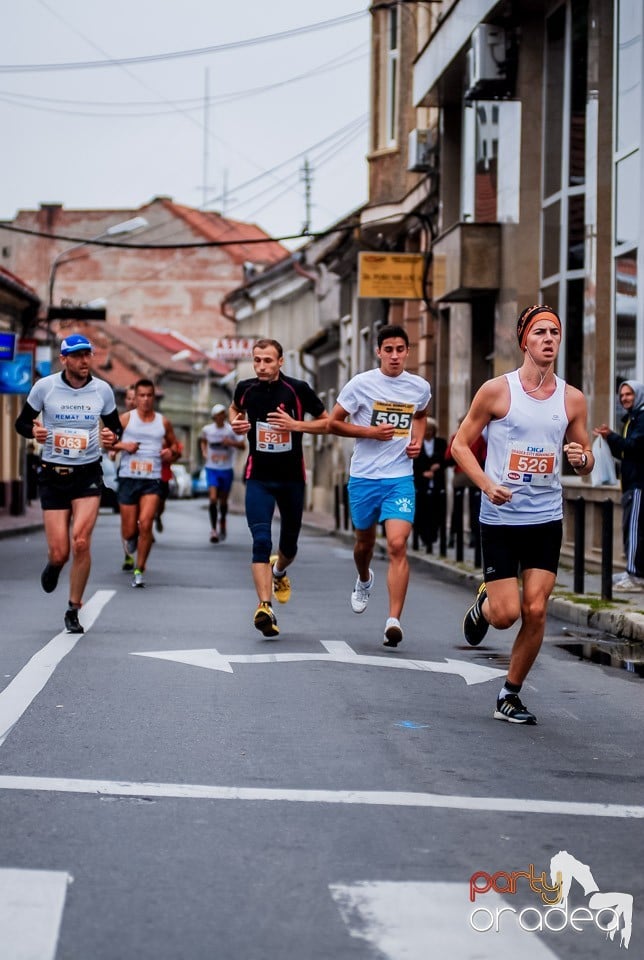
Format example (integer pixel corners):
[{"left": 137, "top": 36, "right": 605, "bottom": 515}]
[
  {"left": 205, "top": 467, "right": 234, "bottom": 494},
  {"left": 348, "top": 475, "right": 416, "bottom": 530}
]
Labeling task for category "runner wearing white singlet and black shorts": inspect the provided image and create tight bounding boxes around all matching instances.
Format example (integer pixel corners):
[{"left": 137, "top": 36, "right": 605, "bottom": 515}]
[{"left": 451, "top": 306, "right": 594, "bottom": 725}]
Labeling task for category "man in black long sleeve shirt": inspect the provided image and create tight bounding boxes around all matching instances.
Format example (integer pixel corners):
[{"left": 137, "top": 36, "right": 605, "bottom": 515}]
[{"left": 15, "top": 334, "right": 121, "bottom": 633}]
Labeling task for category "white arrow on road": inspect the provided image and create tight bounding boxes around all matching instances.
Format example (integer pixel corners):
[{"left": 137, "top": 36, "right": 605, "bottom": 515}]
[
  {"left": 0, "top": 868, "right": 71, "bottom": 960},
  {"left": 131, "top": 640, "right": 506, "bottom": 685}
]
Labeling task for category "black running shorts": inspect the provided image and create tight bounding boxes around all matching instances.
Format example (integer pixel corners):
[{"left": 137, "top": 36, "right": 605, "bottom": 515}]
[
  {"left": 480, "top": 520, "right": 563, "bottom": 582},
  {"left": 38, "top": 460, "right": 104, "bottom": 510}
]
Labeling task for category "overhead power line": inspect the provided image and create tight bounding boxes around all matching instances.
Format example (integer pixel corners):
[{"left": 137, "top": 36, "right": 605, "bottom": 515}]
[
  {"left": 0, "top": 11, "right": 366, "bottom": 73},
  {"left": 0, "top": 46, "right": 367, "bottom": 116}
]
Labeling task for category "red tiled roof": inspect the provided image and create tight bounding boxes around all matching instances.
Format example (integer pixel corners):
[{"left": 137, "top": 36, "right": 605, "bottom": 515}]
[
  {"left": 0, "top": 265, "right": 40, "bottom": 302},
  {"left": 135, "top": 328, "right": 229, "bottom": 375},
  {"left": 157, "top": 198, "right": 289, "bottom": 267}
]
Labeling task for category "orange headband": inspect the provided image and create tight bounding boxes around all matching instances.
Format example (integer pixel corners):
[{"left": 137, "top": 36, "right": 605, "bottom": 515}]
[{"left": 517, "top": 305, "right": 561, "bottom": 351}]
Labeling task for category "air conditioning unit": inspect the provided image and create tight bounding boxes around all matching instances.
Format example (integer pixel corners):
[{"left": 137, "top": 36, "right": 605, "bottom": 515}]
[
  {"left": 465, "top": 24, "right": 507, "bottom": 101},
  {"left": 407, "top": 128, "right": 437, "bottom": 172}
]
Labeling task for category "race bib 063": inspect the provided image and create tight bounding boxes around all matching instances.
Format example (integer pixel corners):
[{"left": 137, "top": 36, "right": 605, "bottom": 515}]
[{"left": 52, "top": 428, "right": 89, "bottom": 459}]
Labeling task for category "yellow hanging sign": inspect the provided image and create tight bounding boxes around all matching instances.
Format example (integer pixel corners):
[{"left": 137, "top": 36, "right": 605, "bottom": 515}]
[{"left": 358, "top": 252, "right": 425, "bottom": 300}]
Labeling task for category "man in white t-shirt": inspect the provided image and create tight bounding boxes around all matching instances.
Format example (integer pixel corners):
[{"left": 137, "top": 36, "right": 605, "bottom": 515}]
[
  {"left": 14, "top": 334, "right": 121, "bottom": 633},
  {"left": 199, "top": 403, "right": 245, "bottom": 543},
  {"left": 328, "top": 325, "right": 431, "bottom": 648}
]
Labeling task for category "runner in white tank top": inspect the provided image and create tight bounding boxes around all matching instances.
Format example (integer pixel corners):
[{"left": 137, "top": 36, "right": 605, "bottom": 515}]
[
  {"left": 450, "top": 306, "right": 594, "bottom": 726},
  {"left": 113, "top": 379, "right": 180, "bottom": 587}
]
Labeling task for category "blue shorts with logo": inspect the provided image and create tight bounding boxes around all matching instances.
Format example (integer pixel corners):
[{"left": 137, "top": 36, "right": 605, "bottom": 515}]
[
  {"left": 205, "top": 467, "right": 234, "bottom": 494},
  {"left": 348, "top": 475, "right": 416, "bottom": 530}
]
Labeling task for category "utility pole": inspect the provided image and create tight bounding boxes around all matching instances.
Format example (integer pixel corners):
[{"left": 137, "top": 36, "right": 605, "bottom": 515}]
[
  {"left": 202, "top": 68, "right": 211, "bottom": 209},
  {"left": 300, "top": 157, "right": 313, "bottom": 234}
]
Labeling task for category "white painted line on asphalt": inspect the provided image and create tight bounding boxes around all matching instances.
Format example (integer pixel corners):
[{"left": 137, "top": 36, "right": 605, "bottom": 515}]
[
  {"left": 131, "top": 639, "right": 507, "bottom": 686},
  {"left": 0, "top": 868, "right": 71, "bottom": 960},
  {"left": 0, "top": 775, "right": 642, "bottom": 818},
  {"left": 0, "top": 590, "right": 114, "bottom": 747},
  {"left": 330, "top": 882, "right": 560, "bottom": 959}
]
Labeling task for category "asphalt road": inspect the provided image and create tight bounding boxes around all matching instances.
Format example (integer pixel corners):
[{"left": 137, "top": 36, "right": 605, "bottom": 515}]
[{"left": 0, "top": 498, "right": 642, "bottom": 960}]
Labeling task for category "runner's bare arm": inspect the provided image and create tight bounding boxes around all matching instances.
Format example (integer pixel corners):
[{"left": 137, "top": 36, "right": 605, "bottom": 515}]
[
  {"left": 563, "top": 386, "right": 594, "bottom": 475},
  {"left": 406, "top": 406, "right": 429, "bottom": 459},
  {"left": 265, "top": 406, "right": 329, "bottom": 435},
  {"left": 327, "top": 403, "right": 395, "bottom": 441},
  {"left": 451, "top": 379, "right": 512, "bottom": 504}
]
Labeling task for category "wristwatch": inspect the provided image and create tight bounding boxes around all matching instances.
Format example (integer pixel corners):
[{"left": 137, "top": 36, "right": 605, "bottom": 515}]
[{"left": 579, "top": 453, "right": 587, "bottom": 469}]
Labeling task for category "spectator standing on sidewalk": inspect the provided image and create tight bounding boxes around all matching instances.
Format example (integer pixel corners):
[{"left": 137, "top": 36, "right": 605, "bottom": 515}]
[
  {"left": 328, "top": 324, "right": 430, "bottom": 648},
  {"left": 412, "top": 417, "right": 447, "bottom": 551},
  {"left": 594, "top": 380, "right": 644, "bottom": 592},
  {"left": 452, "top": 305, "right": 594, "bottom": 725}
]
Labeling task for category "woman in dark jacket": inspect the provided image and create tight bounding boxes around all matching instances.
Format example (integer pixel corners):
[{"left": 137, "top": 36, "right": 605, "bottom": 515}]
[
  {"left": 413, "top": 417, "right": 447, "bottom": 551},
  {"left": 594, "top": 380, "right": 644, "bottom": 591}
]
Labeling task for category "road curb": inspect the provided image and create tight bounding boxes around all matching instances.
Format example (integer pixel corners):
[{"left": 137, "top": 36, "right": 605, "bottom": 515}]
[{"left": 309, "top": 522, "right": 644, "bottom": 643}]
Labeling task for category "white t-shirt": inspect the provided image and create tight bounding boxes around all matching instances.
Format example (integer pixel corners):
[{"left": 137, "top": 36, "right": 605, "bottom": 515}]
[
  {"left": 337, "top": 368, "right": 431, "bottom": 479},
  {"left": 26, "top": 372, "right": 116, "bottom": 465},
  {"left": 200, "top": 421, "right": 237, "bottom": 471}
]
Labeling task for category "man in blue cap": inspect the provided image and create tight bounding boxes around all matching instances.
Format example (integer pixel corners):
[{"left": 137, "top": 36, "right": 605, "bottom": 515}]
[{"left": 15, "top": 334, "right": 122, "bottom": 633}]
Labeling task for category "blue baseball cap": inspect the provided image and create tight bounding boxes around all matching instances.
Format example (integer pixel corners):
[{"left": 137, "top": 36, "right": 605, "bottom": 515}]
[{"left": 60, "top": 334, "right": 93, "bottom": 356}]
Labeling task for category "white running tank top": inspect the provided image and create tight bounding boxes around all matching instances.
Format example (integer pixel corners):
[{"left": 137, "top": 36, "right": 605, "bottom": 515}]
[
  {"left": 479, "top": 370, "right": 569, "bottom": 526},
  {"left": 119, "top": 410, "right": 165, "bottom": 480}
]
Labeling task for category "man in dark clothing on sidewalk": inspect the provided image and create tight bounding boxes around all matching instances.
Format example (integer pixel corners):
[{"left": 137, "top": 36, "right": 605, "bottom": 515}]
[{"left": 594, "top": 380, "right": 644, "bottom": 592}]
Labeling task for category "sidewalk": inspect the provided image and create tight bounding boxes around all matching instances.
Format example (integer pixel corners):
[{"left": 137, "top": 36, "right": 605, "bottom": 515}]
[
  {"left": 301, "top": 511, "right": 644, "bottom": 643},
  {"left": 2, "top": 505, "right": 644, "bottom": 641}
]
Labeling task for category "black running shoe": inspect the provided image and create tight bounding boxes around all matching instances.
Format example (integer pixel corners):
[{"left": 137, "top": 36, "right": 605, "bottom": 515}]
[
  {"left": 122, "top": 554, "right": 135, "bottom": 572},
  {"left": 463, "top": 583, "right": 489, "bottom": 646},
  {"left": 41, "top": 563, "right": 62, "bottom": 594},
  {"left": 64, "top": 608, "right": 84, "bottom": 634},
  {"left": 494, "top": 693, "right": 537, "bottom": 724},
  {"left": 253, "top": 602, "right": 279, "bottom": 638}
]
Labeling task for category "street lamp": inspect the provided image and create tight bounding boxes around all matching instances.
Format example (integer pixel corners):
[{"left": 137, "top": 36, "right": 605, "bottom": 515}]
[{"left": 47, "top": 215, "right": 149, "bottom": 312}]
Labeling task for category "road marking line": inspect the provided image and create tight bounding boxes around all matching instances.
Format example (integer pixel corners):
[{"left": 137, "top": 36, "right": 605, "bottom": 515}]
[
  {"left": 330, "top": 882, "right": 560, "bottom": 959},
  {"left": 0, "top": 868, "right": 71, "bottom": 960},
  {"left": 0, "top": 775, "right": 641, "bottom": 818},
  {"left": 131, "top": 639, "right": 507, "bottom": 686},
  {"left": 0, "top": 590, "right": 114, "bottom": 746}
]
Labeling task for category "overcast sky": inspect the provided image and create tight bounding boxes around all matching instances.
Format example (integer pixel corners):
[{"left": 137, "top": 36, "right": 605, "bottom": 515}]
[{"left": 0, "top": 1, "right": 370, "bottom": 243}]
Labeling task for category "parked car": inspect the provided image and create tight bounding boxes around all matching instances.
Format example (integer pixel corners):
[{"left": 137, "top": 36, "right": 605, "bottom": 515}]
[
  {"left": 100, "top": 453, "right": 119, "bottom": 512},
  {"left": 192, "top": 467, "right": 208, "bottom": 497},
  {"left": 169, "top": 463, "right": 193, "bottom": 499}
]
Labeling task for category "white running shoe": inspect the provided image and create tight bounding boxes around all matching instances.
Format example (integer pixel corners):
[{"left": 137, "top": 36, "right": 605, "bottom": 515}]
[
  {"left": 383, "top": 617, "right": 403, "bottom": 648},
  {"left": 351, "top": 570, "right": 374, "bottom": 613},
  {"left": 613, "top": 575, "right": 644, "bottom": 592}
]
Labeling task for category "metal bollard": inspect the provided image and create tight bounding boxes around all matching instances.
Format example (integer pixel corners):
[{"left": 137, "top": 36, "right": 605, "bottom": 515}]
[
  {"left": 601, "top": 499, "right": 613, "bottom": 600},
  {"left": 573, "top": 497, "right": 585, "bottom": 594}
]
